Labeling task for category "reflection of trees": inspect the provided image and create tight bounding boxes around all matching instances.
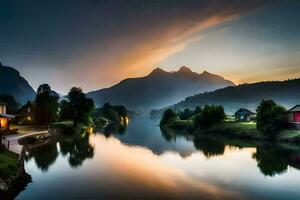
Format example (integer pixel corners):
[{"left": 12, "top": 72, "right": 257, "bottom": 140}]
[
  {"left": 161, "top": 124, "right": 300, "bottom": 176},
  {"left": 26, "top": 130, "right": 94, "bottom": 170},
  {"left": 193, "top": 136, "right": 225, "bottom": 158},
  {"left": 59, "top": 132, "right": 94, "bottom": 168},
  {"left": 26, "top": 142, "right": 58, "bottom": 172},
  {"left": 252, "top": 145, "right": 291, "bottom": 176},
  {"left": 160, "top": 127, "right": 225, "bottom": 158},
  {"left": 102, "top": 122, "right": 127, "bottom": 137},
  {"left": 160, "top": 126, "right": 176, "bottom": 142},
  {"left": 160, "top": 126, "right": 192, "bottom": 142}
]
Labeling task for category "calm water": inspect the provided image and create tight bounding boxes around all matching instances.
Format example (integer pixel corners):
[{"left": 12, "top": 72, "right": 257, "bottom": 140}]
[{"left": 17, "top": 117, "right": 300, "bottom": 200}]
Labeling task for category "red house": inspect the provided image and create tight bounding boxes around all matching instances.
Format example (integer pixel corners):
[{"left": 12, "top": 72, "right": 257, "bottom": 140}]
[{"left": 287, "top": 105, "right": 300, "bottom": 129}]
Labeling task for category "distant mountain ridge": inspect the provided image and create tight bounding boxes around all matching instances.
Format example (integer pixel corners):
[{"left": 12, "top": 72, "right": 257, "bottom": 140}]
[
  {"left": 0, "top": 62, "right": 36, "bottom": 104},
  {"left": 87, "top": 66, "right": 235, "bottom": 110},
  {"left": 157, "top": 78, "right": 300, "bottom": 115}
]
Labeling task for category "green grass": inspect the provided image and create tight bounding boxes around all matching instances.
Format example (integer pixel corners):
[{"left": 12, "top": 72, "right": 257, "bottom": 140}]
[
  {"left": 0, "top": 148, "right": 18, "bottom": 179},
  {"left": 278, "top": 129, "right": 300, "bottom": 141},
  {"left": 50, "top": 121, "right": 74, "bottom": 128},
  {"left": 206, "top": 121, "right": 266, "bottom": 139},
  {"left": 166, "top": 118, "right": 300, "bottom": 143}
]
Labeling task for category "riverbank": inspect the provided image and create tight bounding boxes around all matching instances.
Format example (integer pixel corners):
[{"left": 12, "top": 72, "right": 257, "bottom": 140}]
[
  {"left": 0, "top": 148, "right": 18, "bottom": 179},
  {"left": 0, "top": 148, "right": 31, "bottom": 199},
  {"left": 162, "top": 119, "right": 300, "bottom": 143},
  {"left": 0, "top": 125, "right": 50, "bottom": 197}
]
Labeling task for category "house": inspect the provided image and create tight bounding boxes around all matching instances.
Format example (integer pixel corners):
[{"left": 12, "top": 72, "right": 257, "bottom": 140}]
[
  {"left": 0, "top": 100, "right": 15, "bottom": 130},
  {"left": 15, "top": 101, "right": 35, "bottom": 124},
  {"left": 235, "top": 108, "right": 256, "bottom": 122},
  {"left": 286, "top": 105, "right": 300, "bottom": 129}
]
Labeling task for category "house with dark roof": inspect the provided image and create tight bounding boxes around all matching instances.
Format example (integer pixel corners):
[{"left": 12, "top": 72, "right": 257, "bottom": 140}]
[
  {"left": 235, "top": 108, "right": 256, "bottom": 122},
  {"left": 0, "top": 100, "right": 15, "bottom": 130},
  {"left": 15, "top": 101, "right": 35, "bottom": 124},
  {"left": 286, "top": 105, "right": 300, "bottom": 129}
]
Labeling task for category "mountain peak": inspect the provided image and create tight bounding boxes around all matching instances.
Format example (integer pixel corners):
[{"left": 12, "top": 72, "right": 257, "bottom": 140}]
[
  {"left": 149, "top": 67, "right": 167, "bottom": 76},
  {"left": 178, "top": 66, "right": 192, "bottom": 73},
  {"left": 201, "top": 70, "right": 211, "bottom": 75}
]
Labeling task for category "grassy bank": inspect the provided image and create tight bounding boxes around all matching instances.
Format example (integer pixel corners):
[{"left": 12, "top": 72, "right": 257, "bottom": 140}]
[
  {"left": 204, "top": 121, "right": 267, "bottom": 140},
  {"left": 278, "top": 129, "right": 300, "bottom": 142},
  {"left": 0, "top": 148, "right": 18, "bottom": 179},
  {"left": 164, "top": 119, "right": 300, "bottom": 143}
]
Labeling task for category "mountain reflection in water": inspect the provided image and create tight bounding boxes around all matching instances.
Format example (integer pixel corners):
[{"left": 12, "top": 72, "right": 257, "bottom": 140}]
[{"left": 17, "top": 117, "right": 300, "bottom": 200}]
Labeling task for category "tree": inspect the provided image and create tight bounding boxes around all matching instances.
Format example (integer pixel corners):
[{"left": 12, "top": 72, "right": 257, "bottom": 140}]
[
  {"left": 179, "top": 108, "right": 194, "bottom": 120},
  {"left": 194, "top": 106, "right": 202, "bottom": 115},
  {"left": 256, "top": 100, "right": 287, "bottom": 138},
  {"left": 193, "top": 105, "right": 225, "bottom": 129},
  {"left": 114, "top": 105, "right": 127, "bottom": 118},
  {"left": 160, "top": 108, "right": 177, "bottom": 126},
  {"left": 61, "top": 87, "right": 94, "bottom": 125},
  {"left": 0, "top": 94, "right": 20, "bottom": 113},
  {"left": 102, "top": 103, "right": 119, "bottom": 122},
  {"left": 34, "top": 84, "right": 59, "bottom": 125}
]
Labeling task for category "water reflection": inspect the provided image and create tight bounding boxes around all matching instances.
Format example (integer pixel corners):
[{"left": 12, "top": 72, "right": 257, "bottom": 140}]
[
  {"left": 161, "top": 125, "right": 300, "bottom": 177},
  {"left": 99, "top": 117, "right": 300, "bottom": 177},
  {"left": 59, "top": 132, "right": 94, "bottom": 168},
  {"left": 17, "top": 117, "right": 300, "bottom": 200},
  {"left": 25, "top": 130, "right": 94, "bottom": 170},
  {"left": 26, "top": 141, "right": 58, "bottom": 172},
  {"left": 253, "top": 145, "right": 300, "bottom": 176},
  {"left": 102, "top": 122, "right": 127, "bottom": 137},
  {"left": 193, "top": 136, "right": 225, "bottom": 158},
  {"left": 101, "top": 117, "right": 196, "bottom": 157}
]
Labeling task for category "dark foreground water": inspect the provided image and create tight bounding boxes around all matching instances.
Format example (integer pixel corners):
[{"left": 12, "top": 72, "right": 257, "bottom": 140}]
[{"left": 17, "top": 117, "right": 300, "bottom": 199}]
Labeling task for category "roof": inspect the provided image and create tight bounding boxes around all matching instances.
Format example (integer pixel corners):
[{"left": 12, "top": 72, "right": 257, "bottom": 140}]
[
  {"left": 0, "top": 100, "right": 7, "bottom": 106},
  {"left": 16, "top": 101, "right": 35, "bottom": 114},
  {"left": 0, "top": 113, "right": 15, "bottom": 118},
  {"left": 235, "top": 108, "right": 255, "bottom": 115},
  {"left": 287, "top": 105, "right": 300, "bottom": 112}
]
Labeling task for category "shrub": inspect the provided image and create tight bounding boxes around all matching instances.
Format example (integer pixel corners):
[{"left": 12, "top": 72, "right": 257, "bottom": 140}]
[
  {"left": 160, "top": 109, "right": 177, "bottom": 126},
  {"left": 193, "top": 105, "right": 226, "bottom": 129},
  {"left": 179, "top": 108, "right": 194, "bottom": 120},
  {"left": 256, "top": 100, "right": 287, "bottom": 138}
]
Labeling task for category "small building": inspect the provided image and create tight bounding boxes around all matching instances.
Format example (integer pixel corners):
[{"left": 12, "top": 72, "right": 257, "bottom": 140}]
[
  {"left": 235, "top": 108, "right": 256, "bottom": 122},
  {"left": 15, "top": 101, "right": 35, "bottom": 124},
  {"left": 0, "top": 101, "right": 15, "bottom": 130},
  {"left": 286, "top": 105, "right": 300, "bottom": 129}
]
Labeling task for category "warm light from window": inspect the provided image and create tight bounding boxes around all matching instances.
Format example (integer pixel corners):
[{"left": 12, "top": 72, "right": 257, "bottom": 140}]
[{"left": 0, "top": 118, "right": 7, "bottom": 128}]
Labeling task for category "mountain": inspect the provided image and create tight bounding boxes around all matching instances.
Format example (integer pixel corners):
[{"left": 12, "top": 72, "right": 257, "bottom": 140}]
[
  {"left": 0, "top": 62, "right": 36, "bottom": 104},
  {"left": 87, "top": 66, "right": 235, "bottom": 110},
  {"left": 158, "top": 78, "right": 300, "bottom": 115}
]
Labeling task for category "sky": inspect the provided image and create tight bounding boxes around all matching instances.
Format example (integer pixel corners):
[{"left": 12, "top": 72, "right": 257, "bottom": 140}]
[{"left": 0, "top": 0, "right": 300, "bottom": 94}]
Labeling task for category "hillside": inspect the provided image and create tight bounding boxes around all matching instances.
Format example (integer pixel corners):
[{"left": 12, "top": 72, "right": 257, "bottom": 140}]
[
  {"left": 163, "top": 78, "right": 300, "bottom": 115},
  {"left": 0, "top": 63, "right": 36, "bottom": 104},
  {"left": 87, "top": 66, "right": 234, "bottom": 110}
]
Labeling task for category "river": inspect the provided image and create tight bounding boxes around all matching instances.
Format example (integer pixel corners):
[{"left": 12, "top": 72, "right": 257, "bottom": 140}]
[{"left": 16, "top": 117, "right": 300, "bottom": 199}]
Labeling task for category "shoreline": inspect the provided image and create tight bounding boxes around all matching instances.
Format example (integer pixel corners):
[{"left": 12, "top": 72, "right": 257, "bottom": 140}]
[{"left": 162, "top": 120, "right": 300, "bottom": 144}]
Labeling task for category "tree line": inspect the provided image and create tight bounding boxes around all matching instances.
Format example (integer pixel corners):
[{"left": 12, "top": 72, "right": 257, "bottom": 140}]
[{"left": 160, "top": 99, "right": 288, "bottom": 138}]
